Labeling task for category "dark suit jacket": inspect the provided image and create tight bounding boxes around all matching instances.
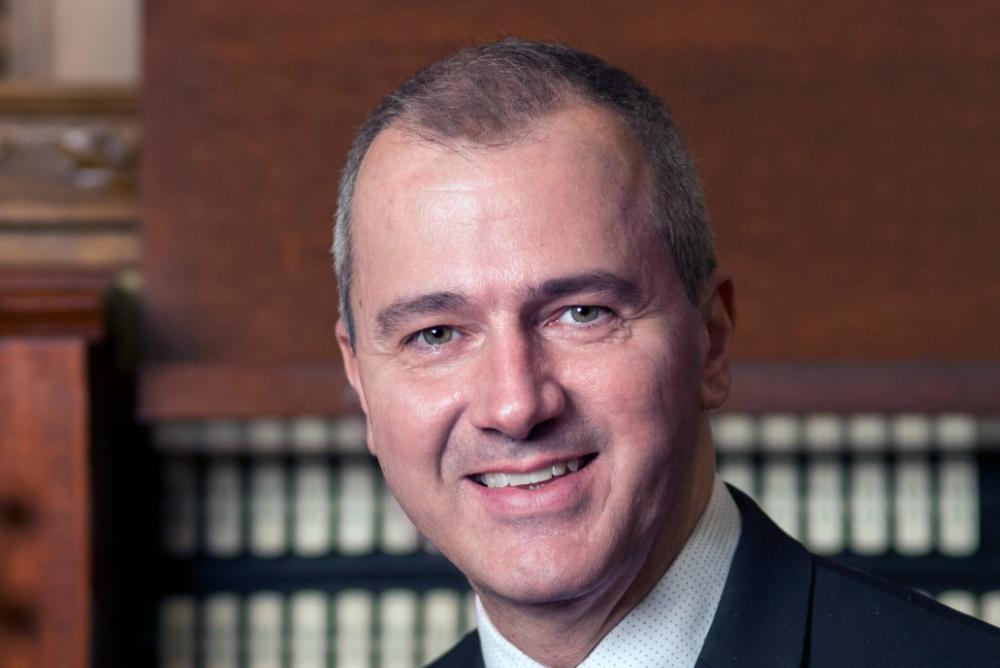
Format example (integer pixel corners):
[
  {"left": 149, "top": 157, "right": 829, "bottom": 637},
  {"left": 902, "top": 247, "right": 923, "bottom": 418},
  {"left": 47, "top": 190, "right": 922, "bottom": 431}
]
[{"left": 428, "top": 487, "right": 1000, "bottom": 667}]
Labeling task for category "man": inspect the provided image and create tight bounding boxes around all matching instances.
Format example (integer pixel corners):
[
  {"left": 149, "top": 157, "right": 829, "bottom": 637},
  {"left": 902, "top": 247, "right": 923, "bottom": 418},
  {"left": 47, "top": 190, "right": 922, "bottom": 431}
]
[{"left": 333, "top": 39, "right": 1000, "bottom": 667}]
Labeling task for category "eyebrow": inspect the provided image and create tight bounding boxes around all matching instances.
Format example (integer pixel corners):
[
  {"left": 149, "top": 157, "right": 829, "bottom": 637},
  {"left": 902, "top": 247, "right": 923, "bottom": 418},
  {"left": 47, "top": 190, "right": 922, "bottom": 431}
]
[
  {"left": 531, "top": 271, "right": 643, "bottom": 305},
  {"left": 375, "top": 291, "right": 469, "bottom": 340},
  {"left": 372, "top": 271, "right": 642, "bottom": 340}
]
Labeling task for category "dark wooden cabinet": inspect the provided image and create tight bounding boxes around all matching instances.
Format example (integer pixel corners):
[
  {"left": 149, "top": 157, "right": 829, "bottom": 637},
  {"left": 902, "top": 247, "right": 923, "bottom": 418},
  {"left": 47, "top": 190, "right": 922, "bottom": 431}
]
[{"left": 0, "top": 271, "right": 109, "bottom": 668}]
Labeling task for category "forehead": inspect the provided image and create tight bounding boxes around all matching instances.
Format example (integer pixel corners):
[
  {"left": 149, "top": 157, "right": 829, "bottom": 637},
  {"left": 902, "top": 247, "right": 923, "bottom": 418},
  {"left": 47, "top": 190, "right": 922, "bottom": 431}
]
[
  {"left": 365, "top": 102, "right": 643, "bottom": 183},
  {"left": 355, "top": 103, "right": 650, "bottom": 224},
  {"left": 349, "top": 104, "right": 664, "bottom": 318}
]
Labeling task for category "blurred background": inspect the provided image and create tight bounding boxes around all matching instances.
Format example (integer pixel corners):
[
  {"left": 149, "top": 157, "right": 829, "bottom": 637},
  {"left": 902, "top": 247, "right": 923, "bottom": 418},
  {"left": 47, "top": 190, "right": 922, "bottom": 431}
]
[{"left": 1, "top": 1, "right": 998, "bottom": 667}]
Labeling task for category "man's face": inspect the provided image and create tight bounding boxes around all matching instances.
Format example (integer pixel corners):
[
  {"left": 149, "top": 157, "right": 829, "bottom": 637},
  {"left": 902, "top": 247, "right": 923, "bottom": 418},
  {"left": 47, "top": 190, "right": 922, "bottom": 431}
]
[{"left": 339, "top": 104, "right": 725, "bottom": 608}]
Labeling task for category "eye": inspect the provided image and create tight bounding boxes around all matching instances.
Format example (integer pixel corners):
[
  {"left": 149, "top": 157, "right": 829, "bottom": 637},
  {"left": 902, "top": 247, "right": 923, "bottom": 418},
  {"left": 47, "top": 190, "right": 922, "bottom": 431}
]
[
  {"left": 413, "top": 325, "right": 455, "bottom": 346},
  {"left": 557, "top": 305, "right": 607, "bottom": 324}
]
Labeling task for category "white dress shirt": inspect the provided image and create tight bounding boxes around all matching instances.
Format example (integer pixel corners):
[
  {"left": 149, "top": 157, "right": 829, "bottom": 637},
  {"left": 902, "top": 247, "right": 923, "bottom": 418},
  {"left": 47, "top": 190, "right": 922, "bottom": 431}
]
[{"left": 476, "top": 476, "right": 742, "bottom": 667}]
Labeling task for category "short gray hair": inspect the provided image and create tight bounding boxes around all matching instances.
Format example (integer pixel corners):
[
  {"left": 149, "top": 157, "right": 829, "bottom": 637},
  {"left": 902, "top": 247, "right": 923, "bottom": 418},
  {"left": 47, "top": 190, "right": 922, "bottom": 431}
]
[{"left": 333, "top": 38, "right": 714, "bottom": 346}]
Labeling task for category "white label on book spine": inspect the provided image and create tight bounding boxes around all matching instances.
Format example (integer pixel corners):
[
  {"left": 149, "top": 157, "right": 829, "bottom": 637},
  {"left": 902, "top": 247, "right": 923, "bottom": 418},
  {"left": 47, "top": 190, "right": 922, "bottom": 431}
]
[
  {"left": 203, "top": 420, "right": 243, "bottom": 453},
  {"left": 893, "top": 458, "right": 932, "bottom": 556},
  {"left": 205, "top": 458, "right": 243, "bottom": 557},
  {"left": 338, "top": 461, "right": 376, "bottom": 555},
  {"left": 849, "top": 459, "right": 889, "bottom": 555},
  {"left": 290, "top": 590, "right": 328, "bottom": 668},
  {"left": 247, "top": 592, "right": 284, "bottom": 668},
  {"left": 805, "top": 459, "right": 844, "bottom": 555},
  {"left": 936, "top": 414, "right": 977, "bottom": 451},
  {"left": 717, "top": 457, "right": 756, "bottom": 500},
  {"left": 381, "top": 485, "right": 419, "bottom": 555},
  {"left": 203, "top": 593, "right": 240, "bottom": 668},
  {"left": 761, "top": 459, "right": 800, "bottom": 539},
  {"left": 159, "top": 596, "right": 196, "bottom": 668},
  {"left": 463, "top": 591, "right": 477, "bottom": 634},
  {"left": 980, "top": 591, "right": 1000, "bottom": 627},
  {"left": 331, "top": 416, "right": 367, "bottom": 453},
  {"left": 804, "top": 414, "right": 843, "bottom": 452},
  {"left": 937, "top": 457, "right": 979, "bottom": 556},
  {"left": 162, "top": 457, "right": 198, "bottom": 556},
  {"left": 250, "top": 460, "right": 287, "bottom": 557},
  {"left": 291, "top": 417, "right": 330, "bottom": 453},
  {"left": 937, "top": 590, "right": 977, "bottom": 617},
  {"left": 421, "top": 589, "right": 461, "bottom": 666},
  {"left": 248, "top": 418, "right": 286, "bottom": 453},
  {"left": 380, "top": 589, "right": 418, "bottom": 668},
  {"left": 759, "top": 415, "right": 799, "bottom": 453},
  {"left": 335, "top": 589, "right": 373, "bottom": 668},
  {"left": 713, "top": 414, "right": 755, "bottom": 453},
  {"left": 155, "top": 422, "right": 201, "bottom": 452},
  {"left": 293, "top": 459, "right": 332, "bottom": 556},
  {"left": 848, "top": 415, "right": 887, "bottom": 452},
  {"left": 891, "top": 414, "right": 931, "bottom": 452}
]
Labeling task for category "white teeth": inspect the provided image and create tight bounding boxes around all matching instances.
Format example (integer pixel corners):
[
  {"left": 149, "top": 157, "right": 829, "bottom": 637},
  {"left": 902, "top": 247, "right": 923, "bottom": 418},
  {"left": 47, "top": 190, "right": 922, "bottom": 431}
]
[
  {"left": 482, "top": 472, "right": 509, "bottom": 488},
  {"left": 528, "top": 468, "right": 552, "bottom": 484},
  {"left": 478, "top": 456, "right": 584, "bottom": 488},
  {"left": 507, "top": 471, "right": 535, "bottom": 486}
]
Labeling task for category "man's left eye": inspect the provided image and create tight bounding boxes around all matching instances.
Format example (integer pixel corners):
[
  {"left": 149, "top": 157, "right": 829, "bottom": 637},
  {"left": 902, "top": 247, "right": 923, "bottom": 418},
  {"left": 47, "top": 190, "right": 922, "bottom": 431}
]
[{"left": 557, "top": 305, "right": 607, "bottom": 324}]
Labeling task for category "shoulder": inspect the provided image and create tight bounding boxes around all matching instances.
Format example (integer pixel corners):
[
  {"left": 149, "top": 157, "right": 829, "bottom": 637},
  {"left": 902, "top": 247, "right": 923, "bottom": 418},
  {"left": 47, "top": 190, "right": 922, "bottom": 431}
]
[
  {"left": 719, "top": 487, "right": 1000, "bottom": 667},
  {"left": 808, "top": 557, "right": 1000, "bottom": 666},
  {"left": 425, "top": 630, "right": 483, "bottom": 668}
]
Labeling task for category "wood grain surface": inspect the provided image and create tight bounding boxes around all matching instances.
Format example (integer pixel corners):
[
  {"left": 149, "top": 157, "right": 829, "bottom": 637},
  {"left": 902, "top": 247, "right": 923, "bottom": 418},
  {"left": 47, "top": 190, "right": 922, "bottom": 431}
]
[
  {"left": 0, "top": 339, "right": 91, "bottom": 668},
  {"left": 140, "top": 1, "right": 1000, "bottom": 416}
]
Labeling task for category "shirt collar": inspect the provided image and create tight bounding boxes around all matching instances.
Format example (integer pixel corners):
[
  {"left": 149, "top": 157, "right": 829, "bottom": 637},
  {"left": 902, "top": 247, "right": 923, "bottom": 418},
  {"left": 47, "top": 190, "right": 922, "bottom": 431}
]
[{"left": 476, "top": 476, "right": 741, "bottom": 668}]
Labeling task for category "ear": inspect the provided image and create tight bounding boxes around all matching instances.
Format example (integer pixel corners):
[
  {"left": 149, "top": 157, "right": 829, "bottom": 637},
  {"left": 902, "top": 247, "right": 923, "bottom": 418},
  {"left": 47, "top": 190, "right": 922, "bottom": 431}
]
[
  {"left": 336, "top": 318, "right": 371, "bottom": 418},
  {"left": 698, "top": 271, "right": 736, "bottom": 410}
]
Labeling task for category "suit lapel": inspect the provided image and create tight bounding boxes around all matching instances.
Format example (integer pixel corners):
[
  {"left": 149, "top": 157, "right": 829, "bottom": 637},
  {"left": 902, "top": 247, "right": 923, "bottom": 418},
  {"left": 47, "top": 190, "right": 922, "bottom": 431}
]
[
  {"left": 697, "top": 487, "right": 814, "bottom": 668},
  {"left": 426, "top": 630, "right": 485, "bottom": 667}
]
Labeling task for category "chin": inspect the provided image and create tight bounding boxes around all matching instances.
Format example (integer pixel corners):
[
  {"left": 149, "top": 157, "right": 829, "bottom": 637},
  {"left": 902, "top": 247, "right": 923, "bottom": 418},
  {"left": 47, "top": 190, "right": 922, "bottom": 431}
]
[{"left": 468, "top": 540, "right": 623, "bottom": 608}]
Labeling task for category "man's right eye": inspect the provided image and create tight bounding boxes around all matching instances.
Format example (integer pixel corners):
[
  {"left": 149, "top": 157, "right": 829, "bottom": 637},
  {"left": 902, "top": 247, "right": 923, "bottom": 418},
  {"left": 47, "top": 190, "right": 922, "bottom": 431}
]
[{"left": 412, "top": 326, "right": 455, "bottom": 346}]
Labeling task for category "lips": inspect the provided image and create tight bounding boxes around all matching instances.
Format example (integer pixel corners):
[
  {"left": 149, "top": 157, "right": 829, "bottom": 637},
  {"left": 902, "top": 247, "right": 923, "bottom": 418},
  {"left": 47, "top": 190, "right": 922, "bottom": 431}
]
[{"left": 472, "top": 454, "right": 596, "bottom": 489}]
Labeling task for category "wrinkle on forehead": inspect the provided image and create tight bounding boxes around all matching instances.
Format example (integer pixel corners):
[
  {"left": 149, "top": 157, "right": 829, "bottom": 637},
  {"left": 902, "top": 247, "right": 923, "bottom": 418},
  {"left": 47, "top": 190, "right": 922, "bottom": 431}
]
[{"left": 349, "top": 103, "right": 662, "bottom": 323}]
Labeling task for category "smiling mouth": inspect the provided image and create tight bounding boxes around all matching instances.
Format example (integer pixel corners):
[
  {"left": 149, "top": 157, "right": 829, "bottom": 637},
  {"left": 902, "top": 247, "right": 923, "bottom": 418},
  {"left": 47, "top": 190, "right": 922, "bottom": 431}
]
[{"left": 472, "top": 454, "right": 597, "bottom": 490}]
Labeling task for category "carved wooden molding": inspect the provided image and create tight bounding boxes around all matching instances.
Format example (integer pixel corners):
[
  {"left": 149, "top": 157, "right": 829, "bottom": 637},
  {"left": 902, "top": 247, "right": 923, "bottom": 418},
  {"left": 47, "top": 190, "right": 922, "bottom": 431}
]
[
  {"left": 141, "top": 361, "right": 356, "bottom": 419},
  {"left": 725, "top": 360, "right": 1000, "bottom": 414},
  {"left": 0, "top": 270, "right": 111, "bottom": 339},
  {"left": 139, "top": 359, "right": 1000, "bottom": 420},
  {"left": 0, "top": 84, "right": 137, "bottom": 116},
  {"left": 0, "top": 84, "right": 140, "bottom": 268}
]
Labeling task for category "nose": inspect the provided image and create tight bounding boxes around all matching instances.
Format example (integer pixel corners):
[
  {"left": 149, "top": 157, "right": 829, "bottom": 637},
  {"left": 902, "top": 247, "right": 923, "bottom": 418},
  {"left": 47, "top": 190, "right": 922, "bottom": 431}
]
[{"left": 469, "top": 332, "right": 566, "bottom": 440}]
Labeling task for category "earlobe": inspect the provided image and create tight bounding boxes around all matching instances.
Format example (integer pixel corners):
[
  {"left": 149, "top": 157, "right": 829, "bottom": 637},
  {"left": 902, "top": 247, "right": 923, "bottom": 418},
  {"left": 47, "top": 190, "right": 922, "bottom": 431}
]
[{"left": 698, "top": 272, "right": 736, "bottom": 410}]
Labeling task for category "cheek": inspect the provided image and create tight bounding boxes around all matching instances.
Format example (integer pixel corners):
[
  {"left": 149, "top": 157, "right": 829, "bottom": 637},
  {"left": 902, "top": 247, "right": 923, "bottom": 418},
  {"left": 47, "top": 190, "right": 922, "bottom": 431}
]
[
  {"left": 580, "top": 338, "right": 703, "bottom": 492},
  {"left": 364, "top": 369, "right": 464, "bottom": 442},
  {"left": 581, "top": 337, "right": 701, "bottom": 431},
  {"left": 361, "top": 370, "right": 470, "bottom": 511}
]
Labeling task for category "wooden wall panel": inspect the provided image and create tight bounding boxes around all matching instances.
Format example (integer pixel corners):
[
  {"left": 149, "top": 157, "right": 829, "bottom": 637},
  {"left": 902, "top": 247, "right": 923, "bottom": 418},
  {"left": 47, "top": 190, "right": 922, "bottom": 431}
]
[
  {"left": 0, "top": 339, "right": 91, "bottom": 668},
  {"left": 0, "top": 271, "right": 108, "bottom": 667},
  {"left": 141, "top": 1, "right": 1000, "bottom": 416}
]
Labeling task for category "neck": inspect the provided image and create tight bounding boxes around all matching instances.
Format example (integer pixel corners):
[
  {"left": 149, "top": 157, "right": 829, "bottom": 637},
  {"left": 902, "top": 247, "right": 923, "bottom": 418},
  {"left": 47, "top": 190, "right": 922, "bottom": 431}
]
[{"left": 477, "top": 423, "right": 717, "bottom": 667}]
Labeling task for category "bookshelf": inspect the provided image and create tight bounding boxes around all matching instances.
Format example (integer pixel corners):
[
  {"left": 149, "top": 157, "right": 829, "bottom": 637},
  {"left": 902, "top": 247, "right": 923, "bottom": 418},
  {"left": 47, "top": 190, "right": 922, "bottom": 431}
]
[{"left": 142, "top": 401, "right": 1000, "bottom": 667}]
